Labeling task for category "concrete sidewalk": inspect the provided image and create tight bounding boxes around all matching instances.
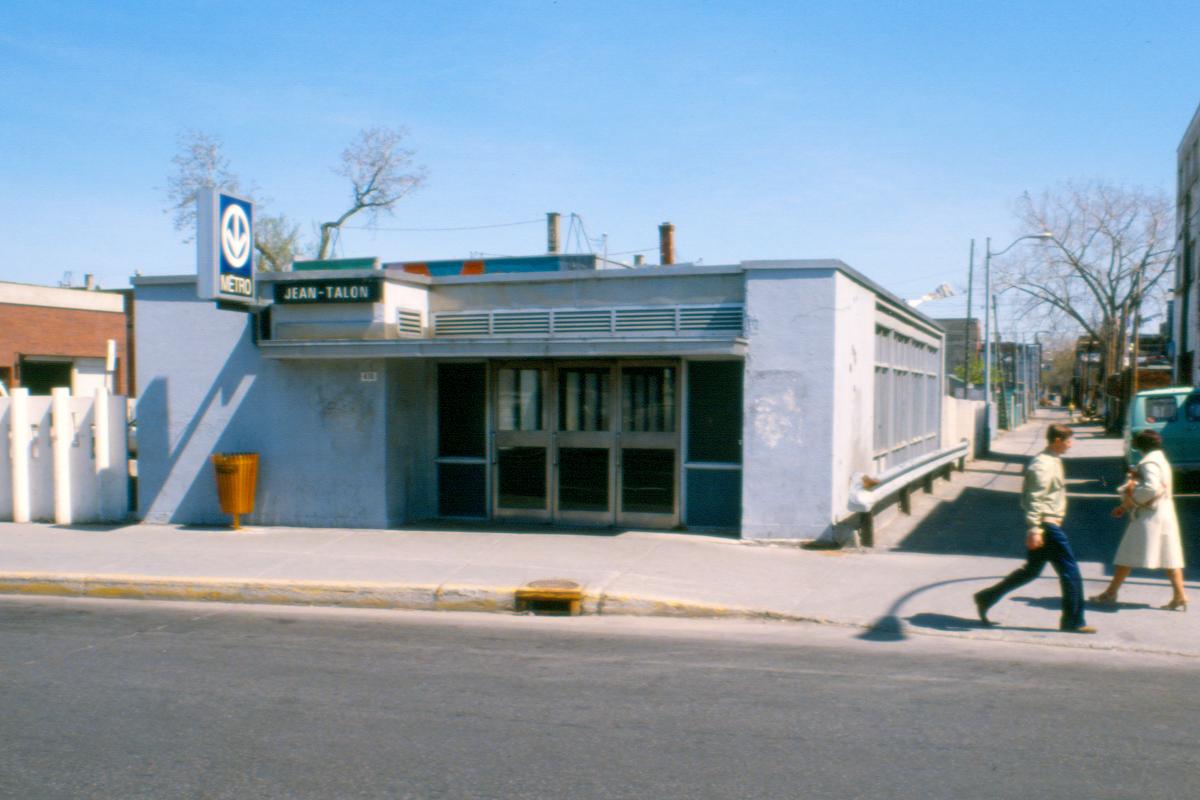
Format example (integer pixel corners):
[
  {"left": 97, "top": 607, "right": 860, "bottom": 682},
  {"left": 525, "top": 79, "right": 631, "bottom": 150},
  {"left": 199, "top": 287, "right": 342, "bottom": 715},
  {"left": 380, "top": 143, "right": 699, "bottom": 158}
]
[{"left": 1, "top": 410, "right": 1197, "bottom": 657}]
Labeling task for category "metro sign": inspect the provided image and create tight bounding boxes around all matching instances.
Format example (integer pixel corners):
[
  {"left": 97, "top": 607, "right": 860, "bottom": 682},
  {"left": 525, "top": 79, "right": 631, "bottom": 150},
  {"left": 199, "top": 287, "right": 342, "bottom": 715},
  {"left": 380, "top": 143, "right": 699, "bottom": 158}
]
[{"left": 197, "top": 187, "right": 256, "bottom": 304}]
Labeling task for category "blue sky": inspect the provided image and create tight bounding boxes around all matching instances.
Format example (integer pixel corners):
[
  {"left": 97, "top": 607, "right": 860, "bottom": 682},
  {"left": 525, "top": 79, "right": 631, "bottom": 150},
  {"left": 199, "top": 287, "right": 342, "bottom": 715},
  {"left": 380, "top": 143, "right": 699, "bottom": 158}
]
[{"left": 1, "top": 1, "right": 1197, "bottom": 332}]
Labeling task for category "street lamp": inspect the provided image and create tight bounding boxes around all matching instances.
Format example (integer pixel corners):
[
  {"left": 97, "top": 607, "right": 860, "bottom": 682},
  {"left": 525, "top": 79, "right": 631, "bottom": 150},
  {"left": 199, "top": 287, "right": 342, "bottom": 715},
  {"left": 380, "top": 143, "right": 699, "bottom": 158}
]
[{"left": 983, "top": 232, "right": 1054, "bottom": 452}]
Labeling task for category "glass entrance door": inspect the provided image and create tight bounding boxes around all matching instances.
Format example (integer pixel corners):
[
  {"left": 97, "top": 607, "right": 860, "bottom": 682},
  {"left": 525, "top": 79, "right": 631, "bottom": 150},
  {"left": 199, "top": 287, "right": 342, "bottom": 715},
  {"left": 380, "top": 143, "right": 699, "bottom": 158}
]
[
  {"left": 492, "top": 364, "right": 551, "bottom": 521},
  {"left": 553, "top": 364, "right": 616, "bottom": 526},
  {"left": 490, "top": 360, "right": 680, "bottom": 528},
  {"left": 616, "top": 364, "right": 679, "bottom": 528}
]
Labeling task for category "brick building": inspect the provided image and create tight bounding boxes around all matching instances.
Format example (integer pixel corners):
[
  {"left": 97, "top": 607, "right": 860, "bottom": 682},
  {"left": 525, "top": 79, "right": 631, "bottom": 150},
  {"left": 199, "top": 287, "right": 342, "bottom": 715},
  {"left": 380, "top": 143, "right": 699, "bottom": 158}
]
[
  {"left": 0, "top": 279, "right": 133, "bottom": 396},
  {"left": 1174, "top": 101, "right": 1200, "bottom": 384}
]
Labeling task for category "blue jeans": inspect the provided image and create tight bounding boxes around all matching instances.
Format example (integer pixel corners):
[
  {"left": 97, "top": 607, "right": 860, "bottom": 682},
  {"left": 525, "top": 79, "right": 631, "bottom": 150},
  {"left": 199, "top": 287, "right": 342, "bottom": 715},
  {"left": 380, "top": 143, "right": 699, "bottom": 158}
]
[{"left": 977, "top": 523, "right": 1086, "bottom": 630}]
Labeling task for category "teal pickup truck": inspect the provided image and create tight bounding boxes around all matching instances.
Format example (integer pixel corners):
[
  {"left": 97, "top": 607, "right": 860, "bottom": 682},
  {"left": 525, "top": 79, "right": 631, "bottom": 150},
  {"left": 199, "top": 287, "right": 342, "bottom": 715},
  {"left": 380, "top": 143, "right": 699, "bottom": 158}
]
[{"left": 1124, "top": 386, "right": 1200, "bottom": 470}]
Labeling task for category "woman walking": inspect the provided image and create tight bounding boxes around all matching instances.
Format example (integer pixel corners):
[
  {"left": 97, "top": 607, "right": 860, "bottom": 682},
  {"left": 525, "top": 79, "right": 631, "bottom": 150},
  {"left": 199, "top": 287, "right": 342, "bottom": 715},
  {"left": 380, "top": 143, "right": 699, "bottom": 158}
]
[{"left": 1090, "top": 429, "right": 1189, "bottom": 611}]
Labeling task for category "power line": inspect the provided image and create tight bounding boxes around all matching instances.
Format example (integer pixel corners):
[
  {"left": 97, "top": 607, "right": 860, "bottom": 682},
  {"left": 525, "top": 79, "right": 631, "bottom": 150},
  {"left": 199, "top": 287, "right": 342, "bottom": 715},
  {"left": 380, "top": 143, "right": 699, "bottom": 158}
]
[
  {"left": 607, "top": 246, "right": 658, "bottom": 256},
  {"left": 343, "top": 218, "right": 543, "bottom": 233}
]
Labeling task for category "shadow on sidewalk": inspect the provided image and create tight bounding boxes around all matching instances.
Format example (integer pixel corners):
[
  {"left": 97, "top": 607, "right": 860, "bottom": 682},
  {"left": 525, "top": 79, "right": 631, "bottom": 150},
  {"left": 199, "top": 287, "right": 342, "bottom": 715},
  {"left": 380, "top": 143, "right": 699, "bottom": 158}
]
[
  {"left": 888, "top": 443, "right": 1200, "bottom": 576},
  {"left": 904, "top": 611, "right": 1056, "bottom": 635}
]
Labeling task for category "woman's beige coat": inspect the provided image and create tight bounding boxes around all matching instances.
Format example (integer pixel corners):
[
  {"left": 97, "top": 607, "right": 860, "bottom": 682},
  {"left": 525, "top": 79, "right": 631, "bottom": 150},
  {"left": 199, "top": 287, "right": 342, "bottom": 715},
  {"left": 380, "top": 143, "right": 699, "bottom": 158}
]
[{"left": 1114, "top": 449, "right": 1185, "bottom": 569}]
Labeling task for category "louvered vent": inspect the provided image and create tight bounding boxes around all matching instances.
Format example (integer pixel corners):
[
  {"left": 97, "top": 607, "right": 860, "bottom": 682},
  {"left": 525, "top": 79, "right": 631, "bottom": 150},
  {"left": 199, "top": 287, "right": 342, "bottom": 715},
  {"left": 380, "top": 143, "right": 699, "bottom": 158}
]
[
  {"left": 552, "top": 309, "right": 612, "bottom": 334},
  {"left": 678, "top": 305, "right": 743, "bottom": 332},
  {"left": 614, "top": 308, "right": 677, "bottom": 333},
  {"left": 397, "top": 309, "right": 423, "bottom": 336},
  {"left": 492, "top": 310, "right": 551, "bottom": 334},
  {"left": 435, "top": 313, "right": 489, "bottom": 336}
]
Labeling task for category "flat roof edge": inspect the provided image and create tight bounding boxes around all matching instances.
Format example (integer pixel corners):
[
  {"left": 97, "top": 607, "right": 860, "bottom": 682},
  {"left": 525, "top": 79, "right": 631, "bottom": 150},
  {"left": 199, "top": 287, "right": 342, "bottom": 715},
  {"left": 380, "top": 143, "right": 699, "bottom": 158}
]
[
  {"left": 132, "top": 275, "right": 197, "bottom": 286},
  {"left": 740, "top": 259, "right": 942, "bottom": 332}
]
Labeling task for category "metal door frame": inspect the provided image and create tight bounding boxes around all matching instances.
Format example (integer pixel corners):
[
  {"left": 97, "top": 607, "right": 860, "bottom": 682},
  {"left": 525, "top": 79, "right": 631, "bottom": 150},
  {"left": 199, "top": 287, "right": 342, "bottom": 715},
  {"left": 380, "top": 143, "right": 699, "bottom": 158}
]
[
  {"left": 487, "top": 359, "right": 682, "bottom": 529},
  {"left": 613, "top": 359, "right": 681, "bottom": 529},
  {"left": 490, "top": 361, "right": 552, "bottom": 521},
  {"left": 551, "top": 361, "right": 618, "bottom": 526}
]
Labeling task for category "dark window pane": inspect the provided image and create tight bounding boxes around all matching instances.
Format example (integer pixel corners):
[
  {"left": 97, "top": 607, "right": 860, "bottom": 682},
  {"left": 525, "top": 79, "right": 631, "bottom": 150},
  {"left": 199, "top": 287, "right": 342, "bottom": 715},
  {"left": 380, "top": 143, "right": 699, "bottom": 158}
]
[
  {"left": 438, "top": 363, "right": 486, "bottom": 457},
  {"left": 622, "top": 367, "right": 676, "bottom": 432},
  {"left": 685, "top": 468, "right": 741, "bottom": 529},
  {"left": 1187, "top": 395, "right": 1200, "bottom": 423},
  {"left": 497, "top": 368, "right": 543, "bottom": 431},
  {"left": 687, "top": 361, "right": 743, "bottom": 463},
  {"left": 558, "top": 369, "right": 610, "bottom": 431},
  {"left": 497, "top": 447, "right": 546, "bottom": 509},
  {"left": 18, "top": 360, "right": 72, "bottom": 395},
  {"left": 558, "top": 448, "right": 609, "bottom": 512},
  {"left": 438, "top": 463, "right": 486, "bottom": 517},
  {"left": 621, "top": 448, "right": 674, "bottom": 514}
]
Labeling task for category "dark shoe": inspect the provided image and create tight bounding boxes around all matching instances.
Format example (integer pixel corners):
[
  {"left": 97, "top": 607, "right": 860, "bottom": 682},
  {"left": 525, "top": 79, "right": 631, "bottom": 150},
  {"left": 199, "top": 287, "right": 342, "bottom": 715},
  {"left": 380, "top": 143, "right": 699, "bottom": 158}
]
[
  {"left": 1062, "top": 625, "right": 1098, "bottom": 634},
  {"left": 973, "top": 591, "right": 995, "bottom": 626}
]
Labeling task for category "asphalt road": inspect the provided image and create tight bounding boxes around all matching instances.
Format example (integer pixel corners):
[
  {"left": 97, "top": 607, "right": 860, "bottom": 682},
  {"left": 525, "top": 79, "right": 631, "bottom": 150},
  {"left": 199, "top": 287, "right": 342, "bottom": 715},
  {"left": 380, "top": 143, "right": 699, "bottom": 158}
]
[{"left": 1, "top": 598, "right": 1197, "bottom": 800}]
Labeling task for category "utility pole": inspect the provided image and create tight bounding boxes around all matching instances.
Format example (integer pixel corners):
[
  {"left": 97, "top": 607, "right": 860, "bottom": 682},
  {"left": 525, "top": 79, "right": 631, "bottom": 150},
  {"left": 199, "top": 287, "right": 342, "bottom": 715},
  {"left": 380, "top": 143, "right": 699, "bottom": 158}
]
[
  {"left": 1131, "top": 267, "right": 1145, "bottom": 398},
  {"left": 963, "top": 239, "right": 975, "bottom": 397}
]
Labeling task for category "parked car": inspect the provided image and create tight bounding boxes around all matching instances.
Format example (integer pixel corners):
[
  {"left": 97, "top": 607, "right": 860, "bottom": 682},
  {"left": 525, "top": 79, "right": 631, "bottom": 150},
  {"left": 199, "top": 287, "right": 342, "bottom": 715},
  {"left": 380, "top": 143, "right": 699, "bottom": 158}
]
[{"left": 1124, "top": 385, "right": 1200, "bottom": 470}]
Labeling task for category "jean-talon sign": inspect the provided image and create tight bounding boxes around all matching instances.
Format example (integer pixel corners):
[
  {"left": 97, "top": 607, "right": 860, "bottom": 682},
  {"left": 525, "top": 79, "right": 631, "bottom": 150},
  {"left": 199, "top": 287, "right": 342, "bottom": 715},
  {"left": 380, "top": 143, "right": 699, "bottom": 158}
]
[{"left": 274, "top": 278, "right": 382, "bottom": 304}]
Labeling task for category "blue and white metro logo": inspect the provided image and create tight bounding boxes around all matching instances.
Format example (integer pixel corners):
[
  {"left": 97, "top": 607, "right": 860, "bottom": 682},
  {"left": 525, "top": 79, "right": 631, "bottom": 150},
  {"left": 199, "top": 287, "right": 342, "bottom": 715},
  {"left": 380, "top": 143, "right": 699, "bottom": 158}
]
[{"left": 217, "top": 194, "right": 254, "bottom": 297}]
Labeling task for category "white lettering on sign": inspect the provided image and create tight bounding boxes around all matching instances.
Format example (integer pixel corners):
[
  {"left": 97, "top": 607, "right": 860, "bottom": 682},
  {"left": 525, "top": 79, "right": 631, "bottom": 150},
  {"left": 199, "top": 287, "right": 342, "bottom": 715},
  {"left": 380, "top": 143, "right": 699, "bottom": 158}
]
[
  {"left": 219, "top": 274, "right": 254, "bottom": 296},
  {"left": 277, "top": 281, "right": 377, "bottom": 303},
  {"left": 329, "top": 285, "right": 370, "bottom": 300},
  {"left": 281, "top": 285, "right": 318, "bottom": 301}
]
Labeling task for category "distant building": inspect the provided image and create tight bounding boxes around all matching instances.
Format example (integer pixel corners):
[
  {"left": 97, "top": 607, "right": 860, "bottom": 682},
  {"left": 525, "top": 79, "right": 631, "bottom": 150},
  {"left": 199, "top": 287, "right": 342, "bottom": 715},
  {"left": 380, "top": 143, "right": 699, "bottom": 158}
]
[
  {"left": 1173, "top": 101, "right": 1200, "bottom": 385},
  {"left": 0, "top": 279, "right": 132, "bottom": 396},
  {"left": 933, "top": 317, "right": 981, "bottom": 391}
]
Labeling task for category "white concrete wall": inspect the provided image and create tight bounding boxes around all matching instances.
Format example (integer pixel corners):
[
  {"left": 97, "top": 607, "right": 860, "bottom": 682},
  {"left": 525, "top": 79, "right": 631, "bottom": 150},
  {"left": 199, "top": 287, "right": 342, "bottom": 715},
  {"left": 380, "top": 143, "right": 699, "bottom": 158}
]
[
  {"left": 740, "top": 265, "right": 839, "bottom": 539},
  {"left": 830, "top": 273, "right": 879, "bottom": 520},
  {"left": 136, "top": 278, "right": 397, "bottom": 528},
  {"left": 72, "top": 357, "right": 107, "bottom": 397},
  {"left": 0, "top": 391, "right": 128, "bottom": 523},
  {"left": 941, "top": 396, "right": 986, "bottom": 460},
  {"left": 0, "top": 400, "right": 10, "bottom": 520}
]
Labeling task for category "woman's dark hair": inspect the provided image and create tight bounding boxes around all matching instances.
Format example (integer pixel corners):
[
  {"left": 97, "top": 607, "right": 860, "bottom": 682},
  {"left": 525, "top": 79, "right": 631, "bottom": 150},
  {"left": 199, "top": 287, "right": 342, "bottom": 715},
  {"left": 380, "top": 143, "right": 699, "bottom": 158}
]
[{"left": 1133, "top": 429, "right": 1163, "bottom": 452}]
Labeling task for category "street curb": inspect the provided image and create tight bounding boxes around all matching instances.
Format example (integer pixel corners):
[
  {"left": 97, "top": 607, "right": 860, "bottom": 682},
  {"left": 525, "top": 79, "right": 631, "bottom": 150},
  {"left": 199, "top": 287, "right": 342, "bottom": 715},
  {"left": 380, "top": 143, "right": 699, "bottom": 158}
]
[
  {"left": 2, "top": 572, "right": 1198, "bottom": 659},
  {"left": 0, "top": 571, "right": 842, "bottom": 627}
]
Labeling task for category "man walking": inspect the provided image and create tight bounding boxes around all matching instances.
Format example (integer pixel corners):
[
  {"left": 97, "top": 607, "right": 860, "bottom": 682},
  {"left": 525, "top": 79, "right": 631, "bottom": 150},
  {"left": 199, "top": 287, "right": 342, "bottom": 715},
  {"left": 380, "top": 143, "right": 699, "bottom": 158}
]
[{"left": 973, "top": 423, "right": 1096, "bottom": 634}]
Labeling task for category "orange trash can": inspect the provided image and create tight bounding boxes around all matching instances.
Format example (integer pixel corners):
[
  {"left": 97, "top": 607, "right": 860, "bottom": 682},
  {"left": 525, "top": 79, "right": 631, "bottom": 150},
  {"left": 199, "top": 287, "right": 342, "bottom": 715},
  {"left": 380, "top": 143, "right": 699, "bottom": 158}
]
[{"left": 212, "top": 453, "right": 259, "bottom": 529}]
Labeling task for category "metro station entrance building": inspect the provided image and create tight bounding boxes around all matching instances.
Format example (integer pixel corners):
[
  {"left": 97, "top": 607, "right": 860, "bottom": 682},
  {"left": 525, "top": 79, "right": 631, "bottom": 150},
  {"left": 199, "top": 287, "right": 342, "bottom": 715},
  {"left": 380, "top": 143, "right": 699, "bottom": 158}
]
[{"left": 133, "top": 255, "right": 944, "bottom": 540}]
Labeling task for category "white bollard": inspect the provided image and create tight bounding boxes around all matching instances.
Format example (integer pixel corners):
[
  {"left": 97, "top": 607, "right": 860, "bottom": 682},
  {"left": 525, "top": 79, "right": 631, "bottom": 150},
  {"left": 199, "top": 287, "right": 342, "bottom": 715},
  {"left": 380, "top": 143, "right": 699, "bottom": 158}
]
[
  {"left": 93, "top": 387, "right": 110, "bottom": 472},
  {"left": 10, "top": 388, "right": 31, "bottom": 523},
  {"left": 51, "top": 387, "right": 72, "bottom": 525}
]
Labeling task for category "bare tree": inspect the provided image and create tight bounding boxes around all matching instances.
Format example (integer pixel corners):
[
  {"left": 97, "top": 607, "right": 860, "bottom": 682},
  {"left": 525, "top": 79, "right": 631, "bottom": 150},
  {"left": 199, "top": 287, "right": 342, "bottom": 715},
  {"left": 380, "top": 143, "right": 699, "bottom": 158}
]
[
  {"left": 997, "top": 180, "right": 1174, "bottom": 393},
  {"left": 164, "top": 130, "right": 300, "bottom": 270},
  {"left": 166, "top": 127, "right": 425, "bottom": 267},
  {"left": 254, "top": 214, "right": 304, "bottom": 272},
  {"left": 164, "top": 131, "right": 241, "bottom": 242},
  {"left": 315, "top": 127, "right": 427, "bottom": 259}
]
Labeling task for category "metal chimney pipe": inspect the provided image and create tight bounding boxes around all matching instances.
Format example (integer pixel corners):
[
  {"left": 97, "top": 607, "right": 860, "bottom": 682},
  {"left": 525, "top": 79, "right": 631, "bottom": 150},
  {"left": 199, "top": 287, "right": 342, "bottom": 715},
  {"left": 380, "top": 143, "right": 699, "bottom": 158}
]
[
  {"left": 633, "top": 254, "right": 645, "bottom": 267},
  {"left": 547, "top": 212, "right": 561, "bottom": 254},
  {"left": 659, "top": 222, "right": 675, "bottom": 265},
  {"left": 84, "top": 274, "right": 96, "bottom": 290}
]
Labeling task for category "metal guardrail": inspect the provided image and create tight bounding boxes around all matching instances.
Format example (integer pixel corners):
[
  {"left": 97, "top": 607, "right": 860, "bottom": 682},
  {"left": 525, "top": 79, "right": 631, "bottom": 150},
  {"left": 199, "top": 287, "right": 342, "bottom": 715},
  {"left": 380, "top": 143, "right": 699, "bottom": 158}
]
[{"left": 848, "top": 439, "right": 971, "bottom": 546}]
